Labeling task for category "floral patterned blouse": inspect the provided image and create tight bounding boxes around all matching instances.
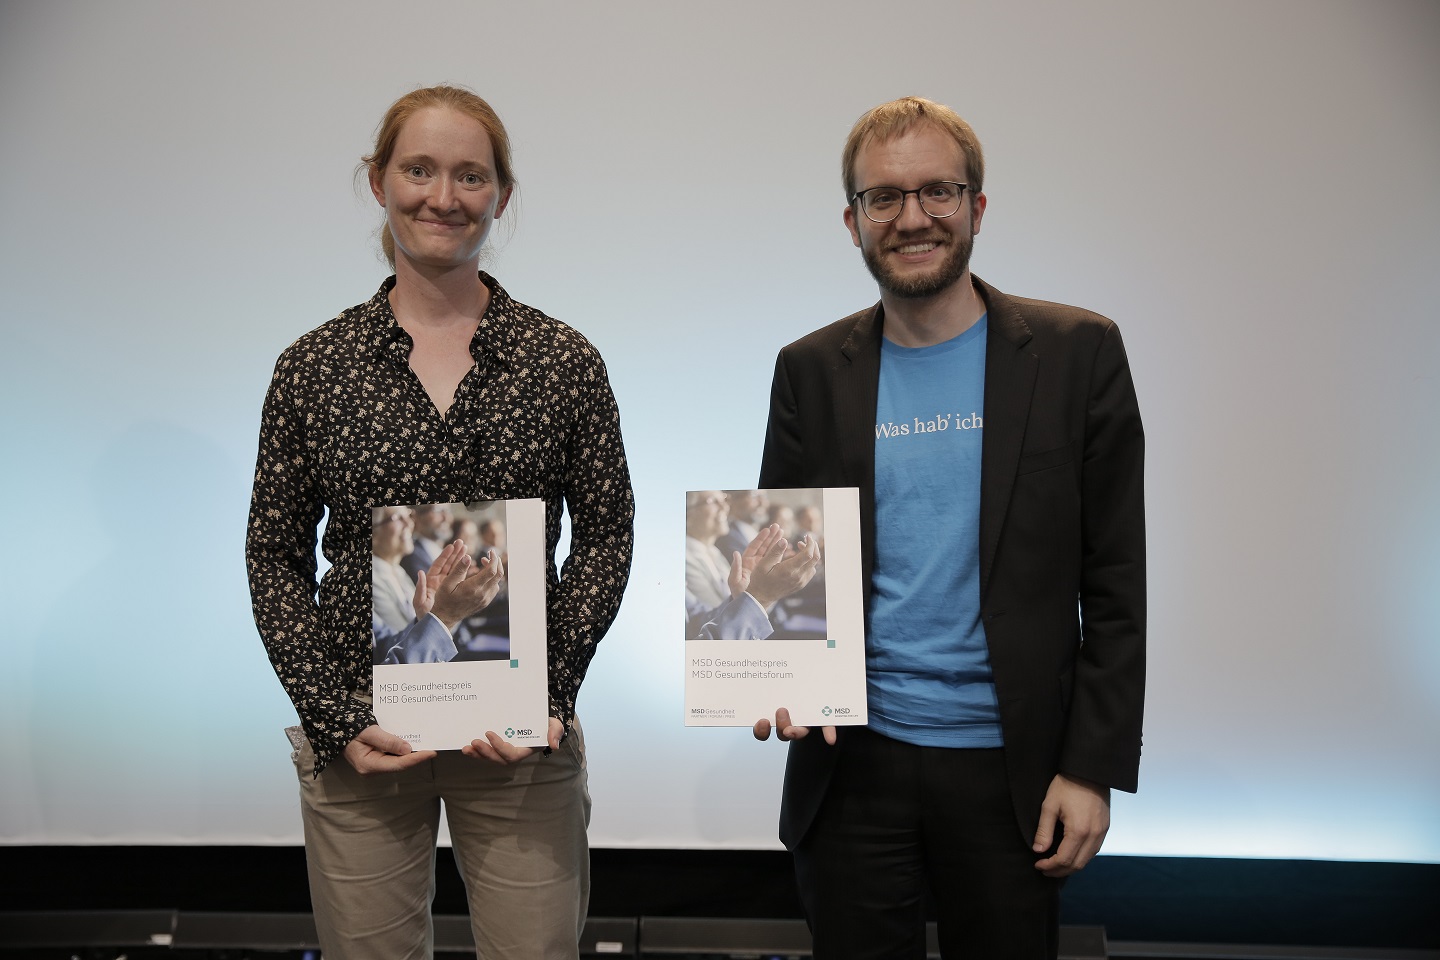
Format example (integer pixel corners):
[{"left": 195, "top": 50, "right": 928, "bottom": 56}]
[{"left": 246, "top": 273, "right": 634, "bottom": 775}]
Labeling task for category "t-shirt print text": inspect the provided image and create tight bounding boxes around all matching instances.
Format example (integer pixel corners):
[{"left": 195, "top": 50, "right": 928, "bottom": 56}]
[{"left": 875, "top": 412, "right": 983, "bottom": 440}]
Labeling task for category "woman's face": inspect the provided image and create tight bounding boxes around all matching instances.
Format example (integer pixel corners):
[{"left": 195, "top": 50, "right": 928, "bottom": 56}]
[
  {"left": 369, "top": 106, "right": 512, "bottom": 272},
  {"left": 371, "top": 507, "right": 415, "bottom": 562}
]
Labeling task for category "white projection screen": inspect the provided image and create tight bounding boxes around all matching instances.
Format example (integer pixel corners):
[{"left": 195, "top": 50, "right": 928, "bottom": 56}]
[{"left": 1, "top": 0, "right": 1436, "bottom": 863}]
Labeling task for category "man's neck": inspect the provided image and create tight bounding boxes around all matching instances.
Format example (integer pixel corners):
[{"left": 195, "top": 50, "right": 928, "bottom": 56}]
[{"left": 880, "top": 272, "right": 985, "bottom": 348}]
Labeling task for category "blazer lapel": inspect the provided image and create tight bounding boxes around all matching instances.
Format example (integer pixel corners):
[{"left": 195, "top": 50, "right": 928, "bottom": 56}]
[
  {"left": 977, "top": 277, "right": 1037, "bottom": 599},
  {"left": 835, "top": 304, "right": 883, "bottom": 491},
  {"left": 836, "top": 304, "right": 883, "bottom": 588}
]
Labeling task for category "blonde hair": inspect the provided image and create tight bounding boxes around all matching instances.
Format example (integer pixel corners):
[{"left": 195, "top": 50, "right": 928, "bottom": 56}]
[
  {"left": 362, "top": 85, "right": 516, "bottom": 267},
  {"left": 841, "top": 96, "right": 984, "bottom": 199}
]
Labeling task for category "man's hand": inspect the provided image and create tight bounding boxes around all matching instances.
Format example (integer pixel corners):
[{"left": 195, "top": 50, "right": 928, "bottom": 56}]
[
  {"left": 430, "top": 548, "right": 504, "bottom": 632},
  {"left": 1032, "top": 773, "right": 1111, "bottom": 877},
  {"left": 745, "top": 533, "right": 822, "bottom": 608},
  {"left": 342, "top": 724, "right": 437, "bottom": 775},
  {"left": 461, "top": 716, "right": 565, "bottom": 765},
  {"left": 752, "top": 707, "right": 836, "bottom": 746},
  {"left": 411, "top": 540, "right": 470, "bottom": 622},
  {"left": 728, "top": 524, "right": 785, "bottom": 599}
]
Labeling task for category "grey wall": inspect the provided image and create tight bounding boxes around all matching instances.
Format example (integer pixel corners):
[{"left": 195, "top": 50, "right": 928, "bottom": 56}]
[{"left": 1, "top": 0, "right": 1437, "bottom": 858}]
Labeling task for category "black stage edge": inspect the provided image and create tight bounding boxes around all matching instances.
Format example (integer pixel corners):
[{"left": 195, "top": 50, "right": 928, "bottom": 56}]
[{"left": 0, "top": 848, "right": 1435, "bottom": 950}]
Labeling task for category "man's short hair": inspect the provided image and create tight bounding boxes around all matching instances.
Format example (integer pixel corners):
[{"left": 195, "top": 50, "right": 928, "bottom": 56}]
[{"left": 841, "top": 96, "right": 985, "bottom": 200}]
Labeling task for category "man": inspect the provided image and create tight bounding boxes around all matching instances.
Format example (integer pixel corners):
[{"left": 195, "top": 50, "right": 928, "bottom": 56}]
[
  {"left": 477, "top": 517, "right": 507, "bottom": 558},
  {"left": 399, "top": 501, "right": 453, "bottom": 582},
  {"left": 753, "top": 97, "right": 1145, "bottom": 958},
  {"left": 717, "top": 489, "right": 768, "bottom": 559}
]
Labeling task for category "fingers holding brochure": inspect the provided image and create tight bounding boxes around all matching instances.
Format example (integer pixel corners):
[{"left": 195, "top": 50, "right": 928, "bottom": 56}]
[
  {"left": 462, "top": 716, "right": 566, "bottom": 765},
  {"left": 753, "top": 707, "right": 837, "bottom": 746},
  {"left": 343, "top": 724, "right": 438, "bottom": 775}
]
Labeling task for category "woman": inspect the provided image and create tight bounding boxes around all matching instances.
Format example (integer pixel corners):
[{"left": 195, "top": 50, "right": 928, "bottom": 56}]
[{"left": 246, "top": 85, "right": 634, "bottom": 959}]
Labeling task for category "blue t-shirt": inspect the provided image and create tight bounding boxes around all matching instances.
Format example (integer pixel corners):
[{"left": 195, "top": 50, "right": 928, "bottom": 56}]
[{"left": 867, "top": 315, "right": 1002, "bottom": 747}]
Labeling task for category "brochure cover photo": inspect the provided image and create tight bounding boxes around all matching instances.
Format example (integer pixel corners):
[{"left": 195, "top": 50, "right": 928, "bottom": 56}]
[
  {"left": 372, "top": 498, "right": 549, "bottom": 750},
  {"left": 684, "top": 488, "right": 867, "bottom": 728}
]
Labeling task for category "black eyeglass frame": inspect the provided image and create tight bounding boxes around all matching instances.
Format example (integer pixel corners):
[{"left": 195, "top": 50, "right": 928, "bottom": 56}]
[{"left": 848, "top": 180, "right": 969, "bottom": 224}]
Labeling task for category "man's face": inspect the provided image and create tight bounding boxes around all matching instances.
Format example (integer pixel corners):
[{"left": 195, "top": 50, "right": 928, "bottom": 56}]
[
  {"left": 480, "top": 520, "right": 506, "bottom": 551},
  {"left": 413, "top": 504, "right": 452, "bottom": 540},
  {"left": 453, "top": 519, "right": 480, "bottom": 548},
  {"left": 733, "top": 491, "right": 768, "bottom": 525},
  {"left": 770, "top": 505, "right": 795, "bottom": 536},
  {"left": 844, "top": 124, "right": 986, "bottom": 300},
  {"left": 797, "top": 506, "right": 822, "bottom": 534}
]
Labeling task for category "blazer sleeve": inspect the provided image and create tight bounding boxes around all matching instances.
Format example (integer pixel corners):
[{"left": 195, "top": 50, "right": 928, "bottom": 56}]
[
  {"left": 1061, "top": 320, "right": 1146, "bottom": 792},
  {"left": 759, "top": 348, "right": 804, "bottom": 490}
]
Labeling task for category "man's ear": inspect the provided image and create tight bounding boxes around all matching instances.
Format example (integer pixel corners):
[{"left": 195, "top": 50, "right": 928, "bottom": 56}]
[{"left": 843, "top": 203, "right": 862, "bottom": 249}]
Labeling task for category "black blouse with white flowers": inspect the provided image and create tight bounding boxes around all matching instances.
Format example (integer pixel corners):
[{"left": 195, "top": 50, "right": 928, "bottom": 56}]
[{"left": 246, "top": 274, "right": 634, "bottom": 775}]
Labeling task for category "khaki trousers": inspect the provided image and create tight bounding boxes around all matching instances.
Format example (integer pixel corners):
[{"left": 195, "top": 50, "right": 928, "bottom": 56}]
[{"left": 295, "top": 722, "right": 591, "bottom": 959}]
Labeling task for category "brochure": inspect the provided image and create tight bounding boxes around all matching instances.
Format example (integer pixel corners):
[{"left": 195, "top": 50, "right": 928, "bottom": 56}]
[
  {"left": 371, "top": 498, "right": 549, "bottom": 750},
  {"left": 684, "top": 487, "right": 867, "bottom": 728}
]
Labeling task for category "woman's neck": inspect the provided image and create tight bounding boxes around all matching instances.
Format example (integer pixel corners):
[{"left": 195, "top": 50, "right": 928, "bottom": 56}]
[{"left": 389, "top": 258, "right": 489, "bottom": 330}]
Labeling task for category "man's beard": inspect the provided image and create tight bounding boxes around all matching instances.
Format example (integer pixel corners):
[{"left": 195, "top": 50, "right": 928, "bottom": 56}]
[{"left": 861, "top": 231, "right": 972, "bottom": 300}]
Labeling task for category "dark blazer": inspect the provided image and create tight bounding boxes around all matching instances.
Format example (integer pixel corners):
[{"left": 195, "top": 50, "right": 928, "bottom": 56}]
[
  {"left": 758, "top": 275, "right": 1145, "bottom": 849},
  {"left": 399, "top": 538, "right": 440, "bottom": 583}
]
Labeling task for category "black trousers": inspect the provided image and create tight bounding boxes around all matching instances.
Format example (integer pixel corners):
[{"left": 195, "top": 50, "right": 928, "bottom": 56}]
[{"left": 793, "top": 730, "right": 1061, "bottom": 960}]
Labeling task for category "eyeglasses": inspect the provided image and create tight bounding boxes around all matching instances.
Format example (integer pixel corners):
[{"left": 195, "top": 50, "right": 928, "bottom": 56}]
[
  {"left": 850, "top": 181, "right": 968, "bottom": 224},
  {"left": 373, "top": 509, "right": 415, "bottom": 527}
]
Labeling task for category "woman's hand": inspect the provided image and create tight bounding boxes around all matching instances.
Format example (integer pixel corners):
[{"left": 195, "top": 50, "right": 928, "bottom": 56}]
[
  {"left": 343, "top": 724, "right": 437, "bottom": 775},
  {"left": 461, "top": 717, "right": 565, "bottom": 764}
]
